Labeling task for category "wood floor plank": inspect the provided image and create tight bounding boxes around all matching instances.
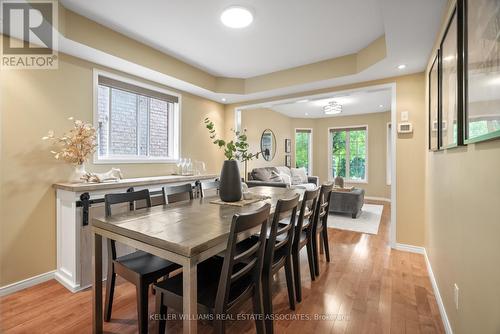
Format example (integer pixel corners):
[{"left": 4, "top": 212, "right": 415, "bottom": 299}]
[{"left": 0, "top": 201, "right": 444, "bottom": 334}]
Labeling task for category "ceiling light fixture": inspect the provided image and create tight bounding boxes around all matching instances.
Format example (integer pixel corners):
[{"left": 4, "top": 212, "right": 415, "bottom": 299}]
[
  {"left": 323, "top": 101, "right": 342, "bottom": 114},
  {"left": 379, "top": 104, "right": 384, "bottom": 108},
  {"left": 397, "top": 64, "right": 407, "bottom": 70},
  {"left": 221, "top": 98, "right": 227, "bottom": 102},
  {"left": 305, "top": 112, "right": 309, "bottom": 116},
  {"left": 220, "top": 6, "right": 254, "bottom": 29}
]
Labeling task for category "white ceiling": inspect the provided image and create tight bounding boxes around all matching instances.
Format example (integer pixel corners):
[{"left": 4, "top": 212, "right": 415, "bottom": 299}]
[
  {"left": 268, "top": 88, "right": 392, "bottom": 118},
  {"left": 58, "top": 0, "right": 447, "bottom": 103},
  {"left": 60, "top": 0, "right": 385, "bottom": 78}
]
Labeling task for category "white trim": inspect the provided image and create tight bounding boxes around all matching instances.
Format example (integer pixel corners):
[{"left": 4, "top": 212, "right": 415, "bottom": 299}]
[
  {"left": 0, "top": 271, "right": 56, "bottom": 297},
  {"left": 294, "top": 128, "right": 313, "bottom": 174},
  {"left": 327, "top": 124, "right": 369, "bottom": 183},
  {"left": 386, "top": 122, "right": 392, "bottom": 186},
  {"left": 92, "top": 69, "right": 182, "bottom": 164},
  {"left": 365, "top": 196, "right": 391, "bottom": 202},
  {"left": 390, "top": 83, "right": 397, "bottom": 248},
  {"left": 424, "top": 249, "right": 454, "bottom": 334},
  {"left": 393, "top": 243, "right": 425, "bottom": 254}
]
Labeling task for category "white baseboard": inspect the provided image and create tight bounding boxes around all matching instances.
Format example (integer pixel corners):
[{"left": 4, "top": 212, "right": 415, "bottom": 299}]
[
  {"left": 424, "top": 250, "right": 453, "bottom": 334},
  {"left": 393, "top": 243, "right": 425, "bottom": 254},
  {"left": 365, "top": 196, "right": 391, "bottom": 203},
  {"left": 0, "top": 270, "right": 55, "bottom": 297},
  {"left": 392, "top": 243, "right": 453, "bottom": 334}
]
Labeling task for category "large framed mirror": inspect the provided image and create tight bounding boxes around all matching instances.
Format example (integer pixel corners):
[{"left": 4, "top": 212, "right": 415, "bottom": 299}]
[{"left": 260, "top": 129, "right": 276, "bottom": 161}]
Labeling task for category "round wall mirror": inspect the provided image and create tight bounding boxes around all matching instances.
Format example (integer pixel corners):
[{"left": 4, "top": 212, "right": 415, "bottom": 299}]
[{"left": 260, "top": 129, "right": 276, "bottom": 161}]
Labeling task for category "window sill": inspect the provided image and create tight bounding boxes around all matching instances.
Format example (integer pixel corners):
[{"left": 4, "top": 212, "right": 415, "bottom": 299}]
[
  {"left": 329, "top": 178, "right": 368, "bottom": 184},
  {"left": 94, "top": 157, "right": 179, "bottom": 164}
]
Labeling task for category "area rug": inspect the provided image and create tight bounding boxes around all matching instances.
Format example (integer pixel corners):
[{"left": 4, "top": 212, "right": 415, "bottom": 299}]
[{"left": 327, "top": 204, "right": 384, "bottom": 235}]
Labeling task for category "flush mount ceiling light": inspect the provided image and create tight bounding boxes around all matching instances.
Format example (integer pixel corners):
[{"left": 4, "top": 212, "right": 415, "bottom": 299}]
[
  {"left": 324, "top": 101, "right": 342, "bottom": 114},
  {"left": 220, "top": 6, "right": 254, "bottom": 29},
  {"left": 397, "top": 64, "right": 407, "bottom": 70}
]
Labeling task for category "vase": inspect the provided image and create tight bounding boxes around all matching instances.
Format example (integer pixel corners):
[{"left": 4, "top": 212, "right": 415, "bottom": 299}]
[
  {"left": 219, "top": 160, "right": 242, "bottom": 202},
  {"left": 70, "top": 164, "right": 86, "bottom": 183}
]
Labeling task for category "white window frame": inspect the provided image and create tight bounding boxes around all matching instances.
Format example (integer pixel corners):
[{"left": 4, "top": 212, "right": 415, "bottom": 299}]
[
  {"left": 92, "top": 69, "right": 181, "bottom": 164},
  {"left": 327, "top": 125, "right": 368, "bottom": 184},
  {"left": 294, "top": 128, "right": 313, "bottom": 175}
]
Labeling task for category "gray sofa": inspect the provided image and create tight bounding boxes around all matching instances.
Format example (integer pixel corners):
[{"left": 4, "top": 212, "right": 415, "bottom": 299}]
[{"left": 246, "top": 166, "right": 319, "bottom": 189}]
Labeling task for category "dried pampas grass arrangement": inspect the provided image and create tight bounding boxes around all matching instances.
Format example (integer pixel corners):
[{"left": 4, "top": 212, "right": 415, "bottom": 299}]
[{"left": 42, "top": 117, "right": 97, "bottom": 165}]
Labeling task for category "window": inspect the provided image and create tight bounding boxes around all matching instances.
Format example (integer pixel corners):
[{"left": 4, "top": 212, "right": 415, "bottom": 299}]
[
  {"left": 295, "top": 129, "right": 312, "bottom": 174},
  {"left": 94, "top": 71, "right": 180, "bottom": 163},
  {"left": 295, "top": 129, "right": 312, "bottom": 173},
  {"left": 329, "top": 126, "right": 367, "bottom": 182}
]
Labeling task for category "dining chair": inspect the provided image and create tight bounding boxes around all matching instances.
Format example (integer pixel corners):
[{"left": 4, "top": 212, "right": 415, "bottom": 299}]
[
  {"left": 104, "top": 189, "right": 181, "bottom": 334},
  {"left": 311, "top": 183, "right": 334, "bottom": 277},
  {"left": 196, "top": 179, "right": 220, "bottom": 198},
  {"left": 162, "top": 183, "right": 194, "bottom": 204},
  {"left": 291, "top": 187, "right": 320, "bottom": 302},
  {"left": 153, "top": 203, "right": 271, "bottom": 334},
  {"left": 262, "top": 194, "right": 300, "bottom": 334}
]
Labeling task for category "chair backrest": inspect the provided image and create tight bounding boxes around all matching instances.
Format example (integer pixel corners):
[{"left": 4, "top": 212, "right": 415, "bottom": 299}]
[
  {"left": 313, "top": 183, "right": 334, "bottom": 233},
  {"left": 215, "top": 203, "right": 271, "bottom": 313},
  {"left": 104, "top": 189, "right": 152, "bottom": 260},
  {"left": 264, "top": 195, "right": 300, "bottom": 272},
  {"left": 196, "top": 179, "right": 220, "bottom": 198},
  {"left": 162, "top": 183, "right": 194, "bottom": 204},
  {"left": 293, "top": 187, "right": 320, "bottom": 249}
]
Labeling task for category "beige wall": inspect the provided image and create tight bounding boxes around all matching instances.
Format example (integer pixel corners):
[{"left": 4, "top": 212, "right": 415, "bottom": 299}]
[
  {"left": 226, "top": 73, "right": 427, "bottom": 247},
  {"left": 240, "top": 108, "right": 291, "bottom": 177},
  {"left": 424, "top": 0, "right": 500, "bottom": 332},
  {"left": 312, "top": 112, "right": 391, "bottom": 199},
  {"left": 0, "top": 53, "right": 225, "bottom": 286}
]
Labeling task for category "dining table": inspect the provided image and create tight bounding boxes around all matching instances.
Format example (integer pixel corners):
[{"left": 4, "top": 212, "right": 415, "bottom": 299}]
[{"left": 91, "top": 186, "right": 305, "bottom": 334}]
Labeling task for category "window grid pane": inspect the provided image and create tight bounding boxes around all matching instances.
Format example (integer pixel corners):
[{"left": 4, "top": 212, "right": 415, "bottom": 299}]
[
  {"left": 295, "top": 131, "right": 310, "bottom": 172},
  {"left": 331, "top": 130, "right": 347, "bottom": 178},
  {"left": 110, "top": 88, "right": 137, "bottom": 155},
  {"left": 97, "top": 83, "right": 171, "bottom": 160}
]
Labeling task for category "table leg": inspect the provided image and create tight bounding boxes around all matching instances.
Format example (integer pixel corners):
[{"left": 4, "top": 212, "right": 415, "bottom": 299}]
[
  {"left": 183, "top": 259, "right": 197, "bottom": 334},
  {"left": 92, "top": 232, "right": 103, "bottom": 334}
]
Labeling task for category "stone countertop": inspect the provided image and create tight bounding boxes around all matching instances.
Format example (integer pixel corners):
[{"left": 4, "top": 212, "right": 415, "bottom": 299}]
[{"left": 53, "top": 174, "right": 218, "bottom": 192}]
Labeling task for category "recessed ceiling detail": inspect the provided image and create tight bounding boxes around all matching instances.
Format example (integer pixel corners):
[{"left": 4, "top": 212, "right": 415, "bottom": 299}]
[
  {"left": 54, "top": 0, "right": 446, "bottom": 103},
  {"left": 269, "top": 89, "right": 392, "bottom": 118}
]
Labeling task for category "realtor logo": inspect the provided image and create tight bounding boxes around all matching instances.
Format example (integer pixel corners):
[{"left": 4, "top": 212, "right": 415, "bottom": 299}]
[{"left": 1, "top": 0, "right": 58, "bottom": 69}]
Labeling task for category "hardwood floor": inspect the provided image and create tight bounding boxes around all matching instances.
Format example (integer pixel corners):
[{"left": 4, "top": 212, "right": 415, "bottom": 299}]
[{"left": 0, "top": 201, "right": 444, "bottom": 334}]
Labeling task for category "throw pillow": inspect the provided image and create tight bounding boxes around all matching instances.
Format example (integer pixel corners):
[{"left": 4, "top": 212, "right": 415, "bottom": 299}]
[
  {"left": 290, "top": 167, "right": 308, "bottom": 185},
  {"left": 251, "top": 168, "right": 272, "bottom": 181},
  {"left": 279, "top": 172, "right": 292, "bottom": 187}
]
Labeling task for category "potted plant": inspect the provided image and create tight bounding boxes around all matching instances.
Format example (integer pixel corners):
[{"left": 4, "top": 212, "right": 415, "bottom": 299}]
[
  {"left": 42, "top": 117, "right": 97, "bottom": 182},
  {"left": 204, "top": 118, "right": 259, "bottom": 202}
]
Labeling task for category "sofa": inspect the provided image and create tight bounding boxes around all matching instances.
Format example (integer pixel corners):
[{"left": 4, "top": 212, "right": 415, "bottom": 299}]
[{"left": 246, "top": 166, "right": 319, "bottom": 190}]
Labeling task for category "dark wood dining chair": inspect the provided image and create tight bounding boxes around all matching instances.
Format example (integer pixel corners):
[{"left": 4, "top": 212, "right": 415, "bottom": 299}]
[
  {"left": 291, "top": 187, "right": 320, "bottom": 302},
  {"left": 262, "top": 194, "right": 300, "bottom": 334},
  {"left": 311, "top": 183, "right": 334, "bottom": 277},
  {"left": 162, "top": 183, "right": 194, "bottom": 204},
  {"left": 196, "top": 179, "right": 220, "bottom": 198},
  {"left": 153, "top": 203, "right": 271, "bottom": 334},
  {"left": 104, "top": 189, "right": 181, "bottom": 334}
]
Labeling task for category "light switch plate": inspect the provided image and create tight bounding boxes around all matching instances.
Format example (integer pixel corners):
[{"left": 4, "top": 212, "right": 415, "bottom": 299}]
[{"left": 401, "top": 111, "right": 409, "bottom": 122}]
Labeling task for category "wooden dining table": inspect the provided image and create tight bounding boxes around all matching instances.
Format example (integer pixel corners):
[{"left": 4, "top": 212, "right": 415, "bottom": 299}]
[{"left": 91, "top": 186, "right": 305, "bottom": 334}]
